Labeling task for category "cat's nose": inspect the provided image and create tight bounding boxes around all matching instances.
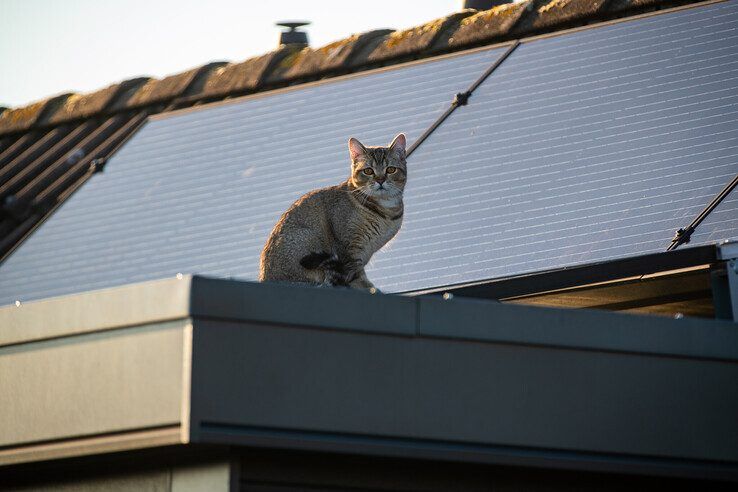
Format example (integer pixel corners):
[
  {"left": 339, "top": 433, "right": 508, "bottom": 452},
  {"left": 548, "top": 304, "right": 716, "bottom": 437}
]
[{"left": 375, "top": 176, "right": 386, "bottom": 185}]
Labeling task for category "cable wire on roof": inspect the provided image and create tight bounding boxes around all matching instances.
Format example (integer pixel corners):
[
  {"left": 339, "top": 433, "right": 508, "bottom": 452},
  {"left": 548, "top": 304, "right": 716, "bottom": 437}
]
[
  {"left": 406, "top": 40, "right": 520, "bottom": 158},
  {"left": 667, "top": 173, "right": 738, "bottom": 251}
]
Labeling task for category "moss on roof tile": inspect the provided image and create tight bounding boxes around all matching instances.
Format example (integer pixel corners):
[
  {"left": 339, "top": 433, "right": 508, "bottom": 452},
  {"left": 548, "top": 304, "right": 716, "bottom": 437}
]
[
  {"left": 0, "top": 94, "right": 72, "bottom": 135},
  {"left": 107, "top": 77, "right": 152, "bottom": 110},
  {"left": 46, "top": 83, "right": 120, "bottom": 125},
  {"left": 447, "top": 1, "right": 528, "bottom": 49},
  {"left": 366, "top": 11, "right": 475, "bottom": 63},
  {"left": 124, "top": 67, "right": 201, "bottom": 108},
  {"left": 513, "top": 0, "right": 610, "bottom": 34},
  {"left": 281, "top": 29, "right": 393, "bottom": 80},
  {"left": 202, "top": 46, "right": 303, "bottom": 97}
]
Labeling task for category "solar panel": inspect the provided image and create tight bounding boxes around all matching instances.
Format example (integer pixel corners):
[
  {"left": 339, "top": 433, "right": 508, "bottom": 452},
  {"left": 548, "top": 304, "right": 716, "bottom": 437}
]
[
  {"left": 369, "top": 0, "right": 738, "bottom": 292},
  {"left": 0, "top": 47, "right": 508, "bottom": 305}
]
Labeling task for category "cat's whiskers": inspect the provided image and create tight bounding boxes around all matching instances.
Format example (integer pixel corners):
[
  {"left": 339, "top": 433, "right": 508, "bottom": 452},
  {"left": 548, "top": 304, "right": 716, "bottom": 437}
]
[
  {"left": 350, "top": 187, "right": 372, "bottom": 208},
  {"left": 383, "top": 182, "right": 402, "bottom": 197}
]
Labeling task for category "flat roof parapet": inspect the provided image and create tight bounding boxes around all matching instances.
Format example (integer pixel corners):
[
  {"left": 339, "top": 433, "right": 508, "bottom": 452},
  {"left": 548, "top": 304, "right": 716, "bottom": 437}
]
[{"left": 1, "top": 276, "right": 737, "bottom": 480}]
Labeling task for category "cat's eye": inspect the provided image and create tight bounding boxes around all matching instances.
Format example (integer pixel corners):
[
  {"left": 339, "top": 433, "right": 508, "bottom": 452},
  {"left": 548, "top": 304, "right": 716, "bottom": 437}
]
[
  {"left": 362, "top": 168, "right": 374, "bottom": 176},
  {"left": 386, "top": 167, "right": 397, "bottom": 174}
]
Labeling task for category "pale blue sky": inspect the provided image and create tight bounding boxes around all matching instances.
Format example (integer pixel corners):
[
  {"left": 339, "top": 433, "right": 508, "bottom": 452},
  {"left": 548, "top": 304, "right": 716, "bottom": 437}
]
[{"left": 0, "top": 0, "right": 464, "bottom": 108}]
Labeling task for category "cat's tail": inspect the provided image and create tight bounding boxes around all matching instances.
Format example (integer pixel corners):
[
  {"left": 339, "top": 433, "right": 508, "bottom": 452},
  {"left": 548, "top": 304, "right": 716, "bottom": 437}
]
[{"left": 300, "top": 252, "right": 348, "bottom": 286}]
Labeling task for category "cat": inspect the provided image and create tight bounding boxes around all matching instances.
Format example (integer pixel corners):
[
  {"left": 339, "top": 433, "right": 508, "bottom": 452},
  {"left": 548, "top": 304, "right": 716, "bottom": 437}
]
[{"left": 259, "top": 133, "right": 407, "bottom": 290}]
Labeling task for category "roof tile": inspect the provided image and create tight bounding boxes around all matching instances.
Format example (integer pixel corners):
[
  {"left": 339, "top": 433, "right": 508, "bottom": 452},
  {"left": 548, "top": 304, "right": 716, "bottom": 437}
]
[
  {"left": 105, "top": 77, "right": 152, "bottom": 109},
  {"left": 0, "top": 94, "right": 72, "bottom": 135},
  {"left": 200, "top": 46, "right": 302, "bottom": 98},
  {"left": 513, "top": 0, "right": 610, "bottom": 34},
  {"left": 280, "top": 29, "right": 394, "bottom": 80},
  {"left": 178, "top": 62, "right": 229, "bottom": 99},
  {"left": 123, "top": 67, "right": 201, "bottom": 109},
  {"left": 46, "top": 77, "right": 152, "bottom": 125},
  {"left": 46, "top": 84, "right": 119, "bottom": 125},
  {"left": 447, "top": 1, "right": 529, "bottom": 49},
  {"left": 364, "top": 11, "right": 476, "bottom": 64}
]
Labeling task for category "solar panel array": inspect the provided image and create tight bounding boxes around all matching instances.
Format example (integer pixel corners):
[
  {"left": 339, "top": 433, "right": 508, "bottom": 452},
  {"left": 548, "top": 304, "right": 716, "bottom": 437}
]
[
  {"left": 371, "top": 0, "right": 738, "bottom": 291},
  {"left": 0, "top": 48, "right": 507, "bottom": 304},
  {"left": 0, "top": 1, "right": 737, "bottom": 304}
]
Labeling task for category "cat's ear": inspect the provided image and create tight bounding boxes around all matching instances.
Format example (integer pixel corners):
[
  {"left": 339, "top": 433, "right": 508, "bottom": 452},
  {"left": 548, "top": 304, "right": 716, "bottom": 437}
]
[
  {"left": 389, "top": 133, "right": 407, "bottom": 158},
  {"left": 348, "top": 137, "right": 367, "bottom": 162}
]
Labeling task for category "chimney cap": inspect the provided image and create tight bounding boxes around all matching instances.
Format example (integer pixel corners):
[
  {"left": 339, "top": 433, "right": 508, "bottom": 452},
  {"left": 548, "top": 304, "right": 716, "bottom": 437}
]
[
  {"left": 276, "top": 21, "right": 311, "bottom": 31},
  {"left": 276, "top": 21, "right": 310, "bottom": 47}
]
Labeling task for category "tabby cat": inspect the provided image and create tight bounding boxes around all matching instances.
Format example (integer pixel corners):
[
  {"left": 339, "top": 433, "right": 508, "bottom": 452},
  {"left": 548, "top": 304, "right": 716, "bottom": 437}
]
[{"left": 259, "top": 133, "right": 407, "bottom": 290}]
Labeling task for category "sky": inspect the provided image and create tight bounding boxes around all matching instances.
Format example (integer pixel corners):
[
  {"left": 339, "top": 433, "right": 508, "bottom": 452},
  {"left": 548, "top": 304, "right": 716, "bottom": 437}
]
[{"left": 0, "top": 0, "right": 462, "bottom": 108}]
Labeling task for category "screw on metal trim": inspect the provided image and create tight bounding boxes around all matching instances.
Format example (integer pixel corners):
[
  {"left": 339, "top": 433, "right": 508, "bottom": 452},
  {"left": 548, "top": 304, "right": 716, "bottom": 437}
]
[
  {"left": 369, "top": 287, "right": 378, "bottom": 295},
  {"left": 443, "top": 292, "right": 453, "bottom": 300},
  {"left": 15, "top": 300, "right": 21, "bottom": 307}
]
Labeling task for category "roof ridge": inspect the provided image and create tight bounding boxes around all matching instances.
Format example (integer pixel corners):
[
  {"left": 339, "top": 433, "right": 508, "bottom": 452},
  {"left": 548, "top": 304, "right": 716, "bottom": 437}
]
[{"left": 0, "top": 0, "right": 710, "bottom": 138}]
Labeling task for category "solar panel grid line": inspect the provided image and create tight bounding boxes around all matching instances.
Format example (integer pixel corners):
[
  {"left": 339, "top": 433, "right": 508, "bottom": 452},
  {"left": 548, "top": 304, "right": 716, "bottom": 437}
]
[
  {"left": 388, "top": 181, "right": 733, "bottom": 250},
  {"left": 408, "top": 138, "right": 738, "bottom": 204},
  {"left": 543, "top": 163, "right": 736, "bottom": 196},
  {"left": 381, "top": 224, "right": 710, "bottom": 272},
  {"left": 491, "top": 77, "right": 738, "bottom": 131},
  {"left": 410, "top": 106, "right": 738, "bottom": 178},
  {"left": 490, "top": 125, "right": 738, "bottom": 170},
  {"left": 468, "top": 73, "right": 738, "bottom": 126},
  {"left": 122, "top": 117, "right": 410, "bottom": 165},
  {"left": 409, "top": 150, "right": 738, "bottom": 197},
  {"left": 375, "top": 207, "right": 716, "bottom": 265},
  {"left": 438, "top": 86, "right": 738, "bottom": 148},
  {"left": 378, "top": 237, "right": 719, "bottom": 286},
  {"left": 427, "top": 94, "right": 738, "bottom": 154},
  {"left": 399, "top": 190, "right": 726, "bottom": 241},
  {"left": 411, "top": 137, "right": 738, "bottom": 190},
  {"left": 426, "top": 120, "right": 738, "bottom": 173},
  {"left": 490, "top": 84, "right": 738, "bottom": 130},
  {"left": 107, "top": 99, "right": 446, "bottom": 166}
]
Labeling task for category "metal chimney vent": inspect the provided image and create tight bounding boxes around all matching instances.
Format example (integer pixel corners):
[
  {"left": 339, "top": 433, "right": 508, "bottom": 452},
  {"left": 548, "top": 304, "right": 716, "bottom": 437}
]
[
  {"left": 276, "top": 21, "right": 310, "bottom": 47},
  {"left": 463, "top": 0, "right": 512, "bottom": 10}
]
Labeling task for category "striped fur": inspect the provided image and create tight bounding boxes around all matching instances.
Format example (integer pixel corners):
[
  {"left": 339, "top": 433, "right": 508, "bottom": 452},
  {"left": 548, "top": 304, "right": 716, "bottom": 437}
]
[{"left": 259, "top": 134, "right": 407, "bottom": 290}]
